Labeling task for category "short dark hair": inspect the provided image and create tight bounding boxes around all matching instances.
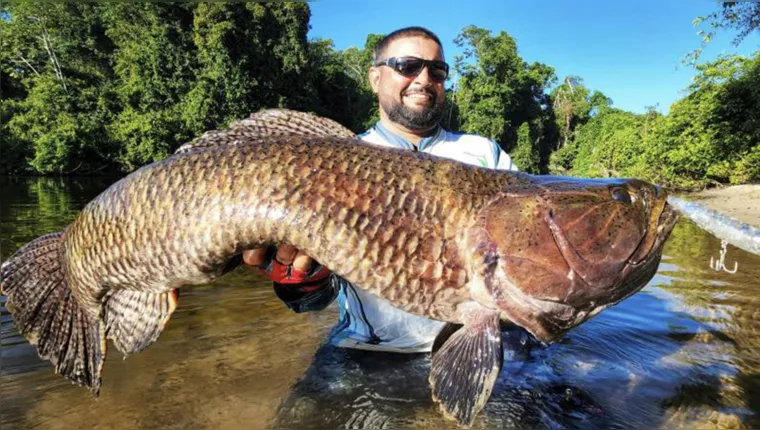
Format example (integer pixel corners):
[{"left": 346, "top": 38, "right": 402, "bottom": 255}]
[{"left": 373, "top": 26, "right": 444, "bottom": 64}]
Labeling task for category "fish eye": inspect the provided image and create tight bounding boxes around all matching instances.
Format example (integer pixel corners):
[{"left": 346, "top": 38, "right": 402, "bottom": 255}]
[{"left": 610, "top": 187, "right": 632, "bottom": 204}]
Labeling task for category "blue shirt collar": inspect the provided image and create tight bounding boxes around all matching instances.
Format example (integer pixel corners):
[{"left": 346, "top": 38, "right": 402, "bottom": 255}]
[{"left": 371, "top": 120, "right": 444, "bottom": 152}]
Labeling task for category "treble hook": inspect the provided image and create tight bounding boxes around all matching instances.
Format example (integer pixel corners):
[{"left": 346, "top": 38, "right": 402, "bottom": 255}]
[{"left": 709, "top": 239, "right": 738, "bottom": 274}]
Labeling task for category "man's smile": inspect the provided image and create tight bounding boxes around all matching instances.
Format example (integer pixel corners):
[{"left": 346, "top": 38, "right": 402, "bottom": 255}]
[{"left": 403, "top": 90, "right": 434, "bottom": 105}]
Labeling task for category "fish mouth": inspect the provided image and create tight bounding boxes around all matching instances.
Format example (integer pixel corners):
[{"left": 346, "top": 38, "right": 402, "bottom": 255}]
[
  {"left": 627, "top": 198, "right": 679, "bottom": 270},
  {"left": 627, "top": 186, "right": 678, "bottom": 266},
  {"left": 607, "top": 199, "right": 678, "bottom": 301},
  {"left": 501, "top": 197, "right": 679, "bottom": 343},
  {"left": 583, "top": 200, "right": 678, "bottom": 309}
]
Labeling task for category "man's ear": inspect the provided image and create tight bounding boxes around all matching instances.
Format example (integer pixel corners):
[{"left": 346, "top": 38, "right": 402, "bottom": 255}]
[{"left": 369, "top": 67, "right": 380, "bottom": 94}]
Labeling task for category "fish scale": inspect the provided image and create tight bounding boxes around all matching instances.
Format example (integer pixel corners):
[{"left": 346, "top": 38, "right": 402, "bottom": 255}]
[
  {"left": 1, "top": 109, "right": 678, "bottom": 426},
  {"left": 64, "top": 139, "right": 493, "bottom": 321}
]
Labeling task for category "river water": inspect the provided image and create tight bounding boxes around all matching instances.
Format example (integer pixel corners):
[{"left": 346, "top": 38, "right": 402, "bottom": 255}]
[{"left": 1, "top": 177, "right": 758, "bottom": 429}]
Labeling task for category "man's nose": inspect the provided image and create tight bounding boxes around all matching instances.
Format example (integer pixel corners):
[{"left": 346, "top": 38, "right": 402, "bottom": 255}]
[{"left": 413, "top": 65, "right": 434, "bottom": 85}]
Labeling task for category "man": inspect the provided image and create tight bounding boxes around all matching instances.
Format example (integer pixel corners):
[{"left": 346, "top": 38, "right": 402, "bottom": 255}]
[{"left": 243, "top": 26, "right": 517, "bottom": 353}]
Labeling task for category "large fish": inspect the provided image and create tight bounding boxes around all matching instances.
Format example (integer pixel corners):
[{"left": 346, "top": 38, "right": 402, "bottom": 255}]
[{"left": 1, "top": 109, "right": 678, "bottom": 426}]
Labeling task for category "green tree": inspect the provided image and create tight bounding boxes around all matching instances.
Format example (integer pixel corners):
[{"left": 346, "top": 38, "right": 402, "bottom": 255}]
[
  {"left": 697, "top": 2, "right": 760, "bottom": 46},
  {"left": 647, "top": 53, "right": 760, "bottom": 188},
  {"left": 547, "top": 82, "right": 612, "bottom": 174},
  {"left": 511, "top": 122, "right": 541, "bottom": 174},
  {"left": 181, "top": 3, "right": 312, "bottom": 137},
  {"left": 1, "top": 3, "right": 118, "bottom": 174},
  {"left": 339, "top": 34, "right": 383, "bottom": 131},
  {"left": 1, "top": 5, "right": 755, "bottom": 186},
  {"left": 452, "top": 25, "right": 556, "bottom": 169},
  {"left": 570, "top": 108, "right": 646, "bottom": 178},
  {"left": 551, "top": 76, "right": 590, "bottom": 149},
  {"left": 102, "top": 3, "right": 198, "bottom": 170},
  {"left": 305, "top": 34, "right": 379, "bottom": 133},
  {"left": 0, "top": 37, "right": 28, "bottom": 173},
  {"left": 588, "top": 90, "right": 613, "bottom": 116},
  {"left": 688, "top": 2, "right": 759, "bottom": 65}
]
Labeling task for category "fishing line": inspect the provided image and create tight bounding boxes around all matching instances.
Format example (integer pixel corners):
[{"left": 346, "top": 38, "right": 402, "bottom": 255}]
[{"left": 666, "top": 196, "right": 760, "bottom": 257}]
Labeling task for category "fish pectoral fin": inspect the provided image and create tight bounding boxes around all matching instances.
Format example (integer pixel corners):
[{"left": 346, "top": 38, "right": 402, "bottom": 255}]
[
  {"left": 104, "top": 289, "right": 179, "bottom": 356},
  {"left": 431, "top": 322, "right": 463, "bottom": 356},
  {"left": 174, "top": 109, "right": 356, "bottom": 154},
  {"left": 429, "top": 309, "right": 503, "bottom": 427}
]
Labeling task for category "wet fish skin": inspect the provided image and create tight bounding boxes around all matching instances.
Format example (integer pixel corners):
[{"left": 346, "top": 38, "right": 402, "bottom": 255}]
[
  {"left": 1, "top": 113, "right": 518, "bottom": 396},
  {"left": 469, "top": 175, "right": 677, "bottom": 342},
  {"left": 0, "top": 109, "right": 678, "bottom": 427},
  {"left": 64, "top": 136, "right": 521, "bottom": 320}
]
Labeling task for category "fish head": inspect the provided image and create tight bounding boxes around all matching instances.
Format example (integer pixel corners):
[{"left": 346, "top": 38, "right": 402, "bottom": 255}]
[{"left": 470, "top": 176, "right": 679, "bottom": 342}]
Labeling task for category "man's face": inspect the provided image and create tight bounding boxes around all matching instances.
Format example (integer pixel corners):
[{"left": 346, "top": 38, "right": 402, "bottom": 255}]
[{"left": 369, "top": 36, "right": 447, "bottom": 132}]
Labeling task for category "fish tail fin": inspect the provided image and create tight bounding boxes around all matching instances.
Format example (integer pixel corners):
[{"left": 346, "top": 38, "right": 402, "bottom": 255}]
[
  {"left": 104, "top": 289, "right": 178, "bottom": 356},
  {"left": 1, "top": 232, "right": 107, "bottom": 395}
]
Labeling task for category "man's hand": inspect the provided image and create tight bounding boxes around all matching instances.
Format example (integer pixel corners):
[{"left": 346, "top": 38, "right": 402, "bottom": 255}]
[
  {"left": 243, "top": 244, "right": 313, "bottom": 276},
  {"left": 242, "top": 244, "right": 329, "bottom": 285},
  {"left": 243, "top": 245, "right": 335, "bottom": 313}
]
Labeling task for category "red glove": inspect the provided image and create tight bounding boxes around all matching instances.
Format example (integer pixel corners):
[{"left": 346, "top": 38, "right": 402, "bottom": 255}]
[
  {"left": 246, "top": 245, "right": 332, "bottom": 290},
  {"left": 263, "top": 259, "right": 332, "bottom": 291},
  {"left": 245, "top": 246, "right": 336, "bottom": 313}
]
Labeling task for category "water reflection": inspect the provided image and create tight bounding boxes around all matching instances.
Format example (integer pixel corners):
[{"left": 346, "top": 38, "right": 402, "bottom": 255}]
[{"left": 1, "top": 177, "right": 758, "bottom": 429}]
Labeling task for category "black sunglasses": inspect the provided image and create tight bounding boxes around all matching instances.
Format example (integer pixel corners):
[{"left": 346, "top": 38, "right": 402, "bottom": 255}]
[{"left": 375, "top": 56, "right": 449, "bottom": 82}]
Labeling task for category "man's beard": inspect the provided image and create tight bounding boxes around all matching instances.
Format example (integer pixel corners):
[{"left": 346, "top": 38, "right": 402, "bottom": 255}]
[{"left": 382, "top": 94, "right": 444, "bottom": 131}]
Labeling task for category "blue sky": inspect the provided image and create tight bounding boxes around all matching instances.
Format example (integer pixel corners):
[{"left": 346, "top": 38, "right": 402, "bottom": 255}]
[{"left": 308, "top": 0, "right": 759, "bottom": 114}]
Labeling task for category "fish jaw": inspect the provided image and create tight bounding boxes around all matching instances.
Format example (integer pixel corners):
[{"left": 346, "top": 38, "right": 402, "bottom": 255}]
[{"left": 466, "top": 177, "right": 679, "bottom": 342}]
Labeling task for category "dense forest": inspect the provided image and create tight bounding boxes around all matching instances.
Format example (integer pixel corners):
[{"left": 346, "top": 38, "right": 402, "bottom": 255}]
[{"left": 1, "top": 3, "right": 758, "bottom": 190}]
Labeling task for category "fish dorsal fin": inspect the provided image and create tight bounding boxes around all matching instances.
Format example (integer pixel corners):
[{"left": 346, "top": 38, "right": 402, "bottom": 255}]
[{"left": 174, "top": 109, "right": 356, "bottom": 154}]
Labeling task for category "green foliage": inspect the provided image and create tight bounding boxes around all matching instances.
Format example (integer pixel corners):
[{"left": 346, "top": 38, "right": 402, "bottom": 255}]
[
  {"left": 546, "top": 81, "right": 614, "bottom": 175},
  {"left": 306, "top": 35, "right": 378, "bottom": 133},
  {"left": 0, "top": 4, "right": 757, "bottom": 188},
  {"left": 0, "top": 3, "right": 331, "bottom": 174},
  {"left": 732, "top": 145, "right": 760, "bottom": 183},
  {"left": 181, "top": 3, "right": 312, "bottom": 135},
  {"left": 7, "top": 73, "right": 117, "bottom": 174},
  {"left": 0, "top": 99, "right": 29, "bottom": 174},
  {"left": 102, "top": 3, "right": 196, "bottom": 170},
  {"left": 548, "top": 143, "right": 577, "bottom": 174},
  {"left": 511, "top": 122, "right": 541, "bottom": 174},
  {"left": 638, "top": 54, "right": 760, "bottom": 189},
  {"left": 452, "top": 26, "right": 555, "bottom": 163},
  {"left": 570, "top": 108, "right": 644, "bottom": 178},
  {"left": 551, "top": 76, "right": 590, "bottom": 149},
  {"left": 1, "top": 3, "right": 118, "bottom": 173},
  {"left": 550, "top": 52, "right": 759, "bottom": 190},
  {"left": 695, "top": 2, "right": 760, "bottom": 47}
]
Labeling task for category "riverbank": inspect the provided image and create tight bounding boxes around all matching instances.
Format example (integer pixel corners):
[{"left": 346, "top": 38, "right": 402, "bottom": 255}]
[{"left": 683, "top": 184, "right": 760, "bottom": 229}]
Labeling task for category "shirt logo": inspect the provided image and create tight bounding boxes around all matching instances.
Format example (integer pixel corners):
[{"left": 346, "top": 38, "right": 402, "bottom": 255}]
[{"left": 463, "top": 152, "right": 489, "bottom": 168}]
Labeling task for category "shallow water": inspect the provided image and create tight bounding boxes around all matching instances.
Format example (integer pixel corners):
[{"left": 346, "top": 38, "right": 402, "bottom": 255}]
[{"left": 1, "top": 177, "right": 758, "bottom": 429}]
